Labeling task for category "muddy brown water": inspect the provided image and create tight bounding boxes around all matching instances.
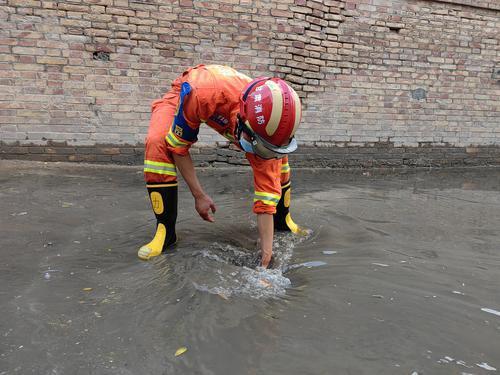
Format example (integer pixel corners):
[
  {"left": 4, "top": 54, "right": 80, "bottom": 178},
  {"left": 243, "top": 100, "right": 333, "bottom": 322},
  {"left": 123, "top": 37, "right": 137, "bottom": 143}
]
[{"left": 1, "top": 160, "right": 499, "bottom": 375}]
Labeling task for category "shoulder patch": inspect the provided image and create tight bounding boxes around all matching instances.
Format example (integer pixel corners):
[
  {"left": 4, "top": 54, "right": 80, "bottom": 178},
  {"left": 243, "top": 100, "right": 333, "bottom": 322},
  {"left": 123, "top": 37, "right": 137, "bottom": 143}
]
[{"left": 173, "top": 82, "right": 199, "bottom": 142}]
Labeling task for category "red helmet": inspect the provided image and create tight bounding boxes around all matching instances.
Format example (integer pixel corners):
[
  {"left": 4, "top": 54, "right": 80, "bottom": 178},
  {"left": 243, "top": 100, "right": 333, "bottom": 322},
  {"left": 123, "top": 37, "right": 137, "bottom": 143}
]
[{"left": 238, "top": 77, "right": 302, "bottom": 159}]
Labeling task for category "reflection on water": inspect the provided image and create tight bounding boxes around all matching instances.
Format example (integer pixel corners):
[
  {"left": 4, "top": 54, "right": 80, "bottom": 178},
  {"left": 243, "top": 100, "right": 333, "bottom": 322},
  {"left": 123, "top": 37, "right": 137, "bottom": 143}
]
[{"left": 1, "top": 162, "right": 500, "bottom": 375}]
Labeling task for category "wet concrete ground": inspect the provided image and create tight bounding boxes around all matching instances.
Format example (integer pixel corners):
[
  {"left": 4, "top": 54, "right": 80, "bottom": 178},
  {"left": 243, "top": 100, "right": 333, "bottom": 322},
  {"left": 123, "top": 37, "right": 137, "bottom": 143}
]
[{"left": 1, "top": 160, "right": 500, "bottom": 375}]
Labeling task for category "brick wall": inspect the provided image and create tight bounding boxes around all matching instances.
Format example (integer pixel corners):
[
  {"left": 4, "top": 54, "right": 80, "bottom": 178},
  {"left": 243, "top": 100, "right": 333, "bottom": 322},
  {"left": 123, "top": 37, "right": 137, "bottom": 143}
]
[
  {"left": 0, "top": 0, "right": 499, "bottom": 167},
  {"left": 432, "top": 0, "right": 500, "bottom": 11}
]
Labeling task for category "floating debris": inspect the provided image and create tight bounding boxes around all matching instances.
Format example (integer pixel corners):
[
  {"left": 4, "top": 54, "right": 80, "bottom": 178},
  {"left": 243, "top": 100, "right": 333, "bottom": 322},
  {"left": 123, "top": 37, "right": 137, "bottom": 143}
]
[
  {"left": 217, "top": 293, "right": 229, "bottom": 300},
  {"left": 476, "top": 362, "right": 496, "bottom": 371},
  {"left": 82, "top": 288, "right": 93, "bottom": 292},
  {"left": 371, "top": 294, "right": 384, "bottom": 299},
  {"left": 10, "top": 211, "right": 28, "bottom": 216},
  {"left": 285, "top": 261, "right": 327, "bottom": 271},
  {"left": 481, "top": 308, "right": 500, "bottom": 317},
  {"left": 322, "top": 250, "right": 337, "bottom": 255},
  {"left": 456, "top": 360, "right": 473, "bottom": 368},
  {"left": 452, "top": 291, "right": 465, "bottom": 295},
  {"left": 42, "top": 269, "right": 61, "bottom": 280},
  {"left": 175, "top": 347, "right": 187, "bottom": 357},
  {"left": 371, "top": 263, "right": 389, "bottom": 267}
]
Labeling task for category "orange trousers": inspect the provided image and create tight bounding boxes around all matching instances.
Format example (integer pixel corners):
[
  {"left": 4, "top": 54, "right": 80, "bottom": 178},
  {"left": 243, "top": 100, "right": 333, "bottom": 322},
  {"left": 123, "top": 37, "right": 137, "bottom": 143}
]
[{"left": 144, "top": 84, "right": 181, "bottom": 184}]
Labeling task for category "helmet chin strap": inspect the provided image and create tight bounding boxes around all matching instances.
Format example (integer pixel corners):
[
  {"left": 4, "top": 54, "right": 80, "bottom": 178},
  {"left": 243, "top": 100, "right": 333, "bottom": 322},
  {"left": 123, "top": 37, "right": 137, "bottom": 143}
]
[
  {"left": 237, "top": 113, "right": 288, "bottom": 159},
  {"left": 237, "top": 116, "right": 257, "bottom": 154}
]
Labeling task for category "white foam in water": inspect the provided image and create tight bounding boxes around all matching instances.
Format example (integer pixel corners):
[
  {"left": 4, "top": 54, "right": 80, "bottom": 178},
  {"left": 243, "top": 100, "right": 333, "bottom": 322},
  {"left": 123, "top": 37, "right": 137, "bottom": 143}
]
[
  {"left": 191, "top": 232, "right": 309, "bottom": 299},
  {"left": 481, "top": 308, "right": 500, "bottom": 317},
  {"left": 476, "top": 362, "right": 496, "bottom": 371}
]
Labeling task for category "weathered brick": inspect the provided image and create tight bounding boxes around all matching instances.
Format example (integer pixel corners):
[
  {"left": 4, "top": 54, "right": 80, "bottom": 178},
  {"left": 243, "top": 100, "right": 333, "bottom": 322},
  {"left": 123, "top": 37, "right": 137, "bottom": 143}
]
[
  {"left": 36, "top": 56, "right": 67, "bottom": 64},
  {"left": 0, "top": 0, "right": 499, "bottom": 165}
]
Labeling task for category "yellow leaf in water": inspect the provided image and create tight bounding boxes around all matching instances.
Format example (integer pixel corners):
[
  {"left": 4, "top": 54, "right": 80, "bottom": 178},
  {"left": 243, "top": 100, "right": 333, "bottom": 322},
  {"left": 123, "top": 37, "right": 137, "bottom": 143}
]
[
  {"left": 82, "top": 288, "right": 93, "bottom": 292},
  {"left": 217, "top": 293, "right": 229, "bottom": 300},
  {"left": 175, "top": 347, "right": 187, "bottom": 357}
]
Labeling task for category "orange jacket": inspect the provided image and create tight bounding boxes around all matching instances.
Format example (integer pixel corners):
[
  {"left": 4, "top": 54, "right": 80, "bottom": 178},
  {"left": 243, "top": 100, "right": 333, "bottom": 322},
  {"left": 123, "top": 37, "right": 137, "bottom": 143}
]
[{"left": 164, "top": 64, "right": 284, "bottom": 215}]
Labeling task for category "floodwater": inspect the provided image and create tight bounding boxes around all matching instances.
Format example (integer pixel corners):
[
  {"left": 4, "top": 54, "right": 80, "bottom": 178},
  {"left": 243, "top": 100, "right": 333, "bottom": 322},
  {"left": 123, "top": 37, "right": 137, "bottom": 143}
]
[{"left": 1, "top": 160, "right": 499, "bottom": 375}]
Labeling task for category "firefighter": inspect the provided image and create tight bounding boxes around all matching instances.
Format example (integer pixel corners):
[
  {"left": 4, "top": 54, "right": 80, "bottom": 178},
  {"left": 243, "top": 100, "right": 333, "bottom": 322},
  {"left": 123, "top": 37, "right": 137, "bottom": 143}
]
[{"left": 139, "top": 64, "right": 302, "bottom": 268}]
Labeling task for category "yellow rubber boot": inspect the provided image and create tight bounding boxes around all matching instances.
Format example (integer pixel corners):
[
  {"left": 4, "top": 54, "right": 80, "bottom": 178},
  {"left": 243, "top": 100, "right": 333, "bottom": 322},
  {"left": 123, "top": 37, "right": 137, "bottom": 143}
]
[
  {"left": 274, "top": 181, "right": 306, "bottom": 235},
  {"left": 138, "top": 223, "right": 167, "bottom": 260},
  {"left": 138, "top": 184, "right": 178, "bottom": 260}
]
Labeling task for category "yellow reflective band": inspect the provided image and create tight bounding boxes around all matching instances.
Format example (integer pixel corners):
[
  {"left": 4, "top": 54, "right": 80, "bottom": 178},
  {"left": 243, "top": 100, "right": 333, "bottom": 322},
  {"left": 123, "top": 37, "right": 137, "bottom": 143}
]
[
  {"left": 144, "top": 160, "right": 175, "bottom": 168},
  {"left": 281, "top": 163, "right": 290, "bottom": 174},
  {"left": 254, "top": 191, "right": 280, "bottom": 206},
  {"left": 144, "top": 160, "right": 177, "bottom": 176},
  {"left": 223, "top": 130, "right": 235, "bottom": 142},
  {"left": 144, "top": 168, "right": 177, "bottom": 176},
  {"left": 254, "top": 191, "right": 281, "bottom": 200},
  {"left": 253, "top": 198, "right": 279, "bottom": 206},
  {"left": 166, "top": 131, "right": 188, "bottom": 148}
]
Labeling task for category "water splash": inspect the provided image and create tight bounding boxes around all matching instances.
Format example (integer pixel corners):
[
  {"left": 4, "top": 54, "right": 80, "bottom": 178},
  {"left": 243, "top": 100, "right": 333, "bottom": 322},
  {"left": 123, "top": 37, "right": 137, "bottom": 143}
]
[{"left": 190, "top": 231, "right": 309, "bottom": 299}]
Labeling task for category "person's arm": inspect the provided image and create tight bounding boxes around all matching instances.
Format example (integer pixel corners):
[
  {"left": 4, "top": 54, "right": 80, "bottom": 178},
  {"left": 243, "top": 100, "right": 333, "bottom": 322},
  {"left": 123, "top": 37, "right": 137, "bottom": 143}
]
[
  {"left": 172, "top": 152, "right": 216, "bottom": 222},
  {"left": 245, "top": 153, "right": 282, "bottom": 268},
  {"left": 257, "top": 213, "right": 274, "bottom": 268}
]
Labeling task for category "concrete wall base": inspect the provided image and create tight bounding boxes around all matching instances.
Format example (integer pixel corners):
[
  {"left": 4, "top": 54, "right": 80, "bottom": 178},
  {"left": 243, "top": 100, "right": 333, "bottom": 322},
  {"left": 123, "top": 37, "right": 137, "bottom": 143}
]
[{"left": 1, "top": 142, "right": 499, "bottom": 169}]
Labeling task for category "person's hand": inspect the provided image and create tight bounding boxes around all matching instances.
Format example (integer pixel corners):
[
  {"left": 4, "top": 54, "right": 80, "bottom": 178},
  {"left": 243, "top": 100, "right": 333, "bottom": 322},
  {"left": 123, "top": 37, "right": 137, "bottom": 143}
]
[
  {"left": 194, "top": 194, "right": 216, "bottom": 222},
  {"left": 260, "top": 249, "right": 272, "bottom": 269}
]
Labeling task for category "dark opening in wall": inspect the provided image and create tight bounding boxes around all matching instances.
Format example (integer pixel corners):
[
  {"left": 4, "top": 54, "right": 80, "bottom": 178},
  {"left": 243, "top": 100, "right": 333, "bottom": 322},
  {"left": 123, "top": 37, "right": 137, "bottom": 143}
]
[
  {"left": 93, "top": 51, "right": 110, "bottom": 62},
  {"left": 388, "top": 26, "right": 402, "bottom": 33},
  {"left": 411, "top": 88, "right": 427, "bottom": 100},
  {"left": 493, "top": 66, "right": 500, "bottom": 80}
]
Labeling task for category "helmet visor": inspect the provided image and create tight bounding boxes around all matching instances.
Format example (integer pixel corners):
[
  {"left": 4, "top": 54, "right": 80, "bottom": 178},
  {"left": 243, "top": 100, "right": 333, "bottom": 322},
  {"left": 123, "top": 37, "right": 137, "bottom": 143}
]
[
  {"left": 237, "top": 115, "right": 297, "bottom": 159},
  {"left": 240, "top": 134, "right": 296, "bottom": 159},
  {"left": 253, "top": 135, "right": 297, "bottom": 159}
]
